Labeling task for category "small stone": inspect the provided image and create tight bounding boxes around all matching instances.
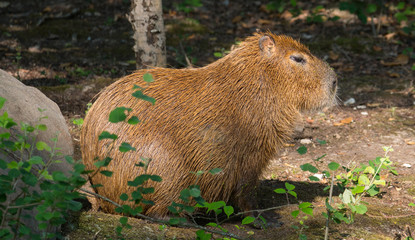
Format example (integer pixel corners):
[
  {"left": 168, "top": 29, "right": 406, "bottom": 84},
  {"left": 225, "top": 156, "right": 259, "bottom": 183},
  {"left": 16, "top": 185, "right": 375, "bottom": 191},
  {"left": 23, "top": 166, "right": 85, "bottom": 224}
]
[
  {"left": 356, "top": 105, "right": 366, "bottom": 109},
  {"left": 361, "top": 111, "right": 368, "bottom": 116},
  {"left": 333, "top": 133, "right": 341, "bottom": 139},
  {"left": 402, "top": 163, "right": 412, "bottom": 168},
  {"left": 344, "top": 98, "right": 355, "bottom": 106},
  {"left": 300, "top": 138, "right": 312, "bottom": 144}
]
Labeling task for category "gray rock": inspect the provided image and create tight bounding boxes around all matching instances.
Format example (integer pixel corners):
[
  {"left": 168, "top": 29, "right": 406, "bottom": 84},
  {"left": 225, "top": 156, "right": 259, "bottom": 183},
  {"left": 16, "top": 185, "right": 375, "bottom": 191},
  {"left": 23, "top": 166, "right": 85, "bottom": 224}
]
[{"left": 0, "top": 69, "right": 74, "bottom": 238}]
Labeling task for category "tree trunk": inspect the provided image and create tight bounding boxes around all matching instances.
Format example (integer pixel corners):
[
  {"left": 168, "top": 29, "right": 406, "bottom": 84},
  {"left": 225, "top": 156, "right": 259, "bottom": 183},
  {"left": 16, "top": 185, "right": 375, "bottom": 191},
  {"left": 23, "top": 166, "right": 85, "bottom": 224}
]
[{"left": 128, "top": 0, "right": 166, "bottom": 69}]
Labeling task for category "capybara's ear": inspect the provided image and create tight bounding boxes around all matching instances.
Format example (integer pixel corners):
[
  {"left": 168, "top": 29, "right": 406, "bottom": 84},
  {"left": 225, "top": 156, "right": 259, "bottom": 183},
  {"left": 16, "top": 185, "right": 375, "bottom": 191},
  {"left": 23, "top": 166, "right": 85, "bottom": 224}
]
[{"left": 259, "top": 35, "right": 276, "bottom": 56}]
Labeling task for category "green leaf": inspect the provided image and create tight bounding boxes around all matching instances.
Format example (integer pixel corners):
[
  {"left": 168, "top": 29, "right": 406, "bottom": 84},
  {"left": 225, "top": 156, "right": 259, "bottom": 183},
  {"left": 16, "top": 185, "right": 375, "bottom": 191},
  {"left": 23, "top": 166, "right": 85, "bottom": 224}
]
[
  {"left": 274, "top": 188, "right": 286, "bottom": 194},
  {"left": 214, "top": 52, "right": 223, "bottom": 58},
  {"left": 366, "top": 3, "right": 377, "bottom": 14},
  {"left": 308, "top": 176, "right": 320, "bottom": 181},
  {"left": 224, "top": 206, "right": 234, "bottom": 218},
  {"left": 291, "top": 210, "right": 300, "bottom": 218},
  {"left": 207, "top": 201, "right": 225, "bottom": 212},
  {"left": 367, "top": 185, "right": 380, "bottom": 196},
  {"left": 149, "top": 175, "right": 162, "bottom": 182},
  {"left": 288, "top": 190, "right": 297, "bottom": 198},
  {"left": 196, "top": 230, "right": 212, "bottom": 240},
  {"left": 132, "top": 91, "right": 156, "bottom": 105},
  {"left": 316, "top": 139, "right": 326, "bottom": 145},
  {"left": 52, "top": 171, "right": 67, "bottom": 182},
  {"left": 0, "top": 97, "right": 6, "bottom": 109},
  {"left": 127, "top": 116, "right": 140, "bottom": 125},
  {"left": 98, "top": 131, "right": 118, "bottom": 140},
  {"left": 355, "top": 204, "right": 368, "bottom": 214},
  {"left": 189, "top": 187, "right": 201, "bottom": 197},
  {"left": 37, "top": 124, "right": 47, "bottom": 131},
  {"left": 120, "top": 193, "right": 129, "bottom": 201},
  {"left": 358, "top": 174, "right": 370, "bottom": 186},
  {"left": 7, "top": 161, "right": 19, "bottom": 169},
  {"left": 36, "top": 141, "right": 51, "bottom": 152},
  {"left": 143, "top": 73, "right": 154, "bottom": 83},
  {"left": 409, "top": 203, "right": 415, "bottom": 207},
  {"left": 0, "top": 132, "right": 10, "bottom": 139},
  {"left": 94, "top": 157, "right": 112, "bottom": 168},
  {"left": 397, "top": 2, "right": 405, "bottom": 10},
  {"left": 109, "top": 107, "right": 131, "bottom": 123},
  {"left": 351, "top": 185, "right": 365, "bottom": 195},
  {"left": 119, "top": 142, "right": 136, "bottom": 152},
  {"left": 328, "top": 162, "right": 340, "bottom": 171},
  {"left": 373, "top": 179, "right": 385, "bottom": 186},
  {"left": 206, "top": 222, "right": 218, "bottom": 227},
  {"left": 28, "top": 156, "right": 44, "bottom": 165},
  {"left": 241, "top": 216, "right": 255, "bottom": 225},
  {"left": 18, "top": 225, "right": 31, "bottom": 235},
  {"left": 340, "top": 189, "right": 355, "bottom": 204},
  {"left": 119, "top": 216, "right": 128, "bottom": 225},
  {"left": 285, "top": 182, "right": 295, "bottom": 191},
  {"left": 209, "top": 168, "right": 222, "bottom": 175},
  {"left": 180, "top": 188, "right": 191, "bottom": 199},
  {"left": 22, "top": 173, "right": 38, "bottom": 186},
  {"left": 299, "top": 202, "right": 312, "bottom": 209},
  {"left": 300, "top": 163, "right": 318, "bottom": 173},
  {"left": 301, "top": 207, "right": 313, "bottom": 216},
  {"left": 0, "top": 159, "right": 6, "bottom": 169},
  {"left": 363, "top": 166, "right": 375, "bottom": 174},
  {"left": 296, "top": 145, "right": 307, "bottom": 155},
  {"left": 100, "top": 170, "right": 113, "bottom": 177}
]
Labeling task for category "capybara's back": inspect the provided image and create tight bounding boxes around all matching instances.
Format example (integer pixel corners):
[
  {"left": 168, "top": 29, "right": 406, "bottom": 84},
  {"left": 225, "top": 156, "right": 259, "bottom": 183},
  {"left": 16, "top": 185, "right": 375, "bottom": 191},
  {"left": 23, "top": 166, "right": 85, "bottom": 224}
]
[{"left": 81, "top": 32, "right": 337, "bottom": 217}]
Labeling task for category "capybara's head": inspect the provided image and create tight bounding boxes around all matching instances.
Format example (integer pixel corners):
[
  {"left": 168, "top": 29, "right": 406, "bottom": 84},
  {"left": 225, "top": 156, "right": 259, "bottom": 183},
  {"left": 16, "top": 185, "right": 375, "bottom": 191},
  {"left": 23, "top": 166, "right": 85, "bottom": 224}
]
[
  {"left": 81, "top": 32, "right": 338, "bottom": 219},
  {"left": 228, "top": 32, "right": 337, "bottom": 112}
]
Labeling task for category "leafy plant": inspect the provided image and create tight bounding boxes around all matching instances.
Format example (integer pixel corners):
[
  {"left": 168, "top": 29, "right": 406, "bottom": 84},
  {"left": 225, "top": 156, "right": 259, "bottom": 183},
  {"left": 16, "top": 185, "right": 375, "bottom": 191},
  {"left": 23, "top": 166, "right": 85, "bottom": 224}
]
[
  {"left": 175, "top": 0, "right": 202, "bottom": 13},
  {"left": 0, "top": 96, "right": 87, "bottom": 239},
  {"left": 297, "top": 144, "right": 396, "bottom": 240}
]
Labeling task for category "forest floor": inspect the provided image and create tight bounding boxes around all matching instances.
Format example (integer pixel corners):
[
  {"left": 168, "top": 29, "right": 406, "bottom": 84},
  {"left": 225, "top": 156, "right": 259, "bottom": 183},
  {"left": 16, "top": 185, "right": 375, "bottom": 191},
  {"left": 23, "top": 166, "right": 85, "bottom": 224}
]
[{"left": 0, "top": 0, "right": 414, "bottom": 239}]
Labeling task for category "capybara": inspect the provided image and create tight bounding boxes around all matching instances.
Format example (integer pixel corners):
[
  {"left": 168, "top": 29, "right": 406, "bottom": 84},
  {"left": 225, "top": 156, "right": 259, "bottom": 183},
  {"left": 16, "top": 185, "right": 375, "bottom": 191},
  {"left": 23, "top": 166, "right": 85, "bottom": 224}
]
[{"left": 81, "top": 32, "right": 337, "bottom": 218}]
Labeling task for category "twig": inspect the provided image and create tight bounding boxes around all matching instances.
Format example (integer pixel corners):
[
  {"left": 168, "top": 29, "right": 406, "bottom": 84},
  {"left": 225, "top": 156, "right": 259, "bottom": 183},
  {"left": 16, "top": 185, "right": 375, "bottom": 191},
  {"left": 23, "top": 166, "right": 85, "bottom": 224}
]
[
  {"left": 333, "top": 44, "right": 352, "bottom": 62},
  {"left": 179, "top": 41, "right": 194, "bottom": 68},
  {"left": 324, "top": 173, "right": 335, "bottom": 240}
]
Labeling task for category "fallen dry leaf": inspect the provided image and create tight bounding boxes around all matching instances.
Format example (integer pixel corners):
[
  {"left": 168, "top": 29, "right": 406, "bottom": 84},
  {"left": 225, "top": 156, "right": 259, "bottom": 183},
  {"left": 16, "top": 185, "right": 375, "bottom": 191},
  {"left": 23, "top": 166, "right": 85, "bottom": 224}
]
[
  {"left": 283, "top": 143, "right": 295, "bottom": 147},
  {"left": 387, "top": 72, "right": 400, "bottom": 78},
  {"left": 258, "top": 19, "right": 273, "bottom": 25},
  {"left": 405, "top": 140, "right": 415, "bottom": 145},
  {"left": 373, "top": 45, "right": 382, "bottom": 52},
  {"left": 367, "top": 103, "right": 381, "bottom": 108},
  {"left": 329, "top": 51, "right": 339, "bottom": 61},
  {"left": 341, "top": 117, "right": 353, "bottom": 124},
  {"left": 334, "top": 117, "right": 353, "bottom": 126},
  {"left": 232, "top": 15, "right": 242, "bottom": 23},
  {"left": 384, "top": 32, "right": 396, "bottom": 40},
  {"left": 306, "top": 118, "right": 314, "bottom": 124},
  {"left": 381, "top": 54, "right": 409, "bottom": 66}
]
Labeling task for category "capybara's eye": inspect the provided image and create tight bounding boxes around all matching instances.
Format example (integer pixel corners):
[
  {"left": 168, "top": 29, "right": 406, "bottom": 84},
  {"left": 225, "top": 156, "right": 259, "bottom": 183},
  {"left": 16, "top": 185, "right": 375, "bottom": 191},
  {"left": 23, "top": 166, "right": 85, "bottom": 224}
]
[{"left": 290, "top": 55, "right": 306, "bottom": 64}]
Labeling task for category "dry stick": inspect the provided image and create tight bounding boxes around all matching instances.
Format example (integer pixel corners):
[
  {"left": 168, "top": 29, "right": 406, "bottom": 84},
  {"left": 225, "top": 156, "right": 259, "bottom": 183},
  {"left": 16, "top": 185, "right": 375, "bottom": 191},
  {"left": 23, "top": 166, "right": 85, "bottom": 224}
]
[
  {"left": 179, "top": 41, "right": 194, "bottom": 68},
  {"left": 324, "top": 173, "right": 335, "bottom": 240},
  {"left": 79, "top": 188, "right": 243, "bottom": 240}
]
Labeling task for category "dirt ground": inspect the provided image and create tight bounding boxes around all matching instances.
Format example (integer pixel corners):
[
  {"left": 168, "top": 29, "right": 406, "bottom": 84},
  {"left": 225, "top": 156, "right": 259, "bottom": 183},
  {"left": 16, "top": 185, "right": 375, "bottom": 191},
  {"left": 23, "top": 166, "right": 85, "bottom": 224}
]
[{"left": 1, "top": 0, "right": 414, "bottom": 239}]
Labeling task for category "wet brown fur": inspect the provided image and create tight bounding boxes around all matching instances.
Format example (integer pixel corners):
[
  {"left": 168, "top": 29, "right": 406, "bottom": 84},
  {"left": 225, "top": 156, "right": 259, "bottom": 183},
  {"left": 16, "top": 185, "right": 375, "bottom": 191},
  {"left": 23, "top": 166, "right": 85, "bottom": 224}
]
[{"left": 81, "top": 32, "right": 337, "bottom": 218}]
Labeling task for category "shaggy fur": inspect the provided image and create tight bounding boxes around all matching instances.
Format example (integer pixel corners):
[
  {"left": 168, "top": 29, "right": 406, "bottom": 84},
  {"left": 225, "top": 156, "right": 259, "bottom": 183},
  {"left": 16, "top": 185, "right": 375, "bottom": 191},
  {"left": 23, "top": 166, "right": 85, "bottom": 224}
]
[{"left": 81, "top": 32, "right": 337, "bottom": 217}]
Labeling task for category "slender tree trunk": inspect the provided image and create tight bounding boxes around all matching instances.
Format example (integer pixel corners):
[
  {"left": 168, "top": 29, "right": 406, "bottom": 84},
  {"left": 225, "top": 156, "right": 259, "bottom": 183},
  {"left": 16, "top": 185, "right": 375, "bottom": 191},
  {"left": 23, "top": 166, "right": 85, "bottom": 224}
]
[{"left": 128, "top": 0, "right": 166, "bottom": 69}]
